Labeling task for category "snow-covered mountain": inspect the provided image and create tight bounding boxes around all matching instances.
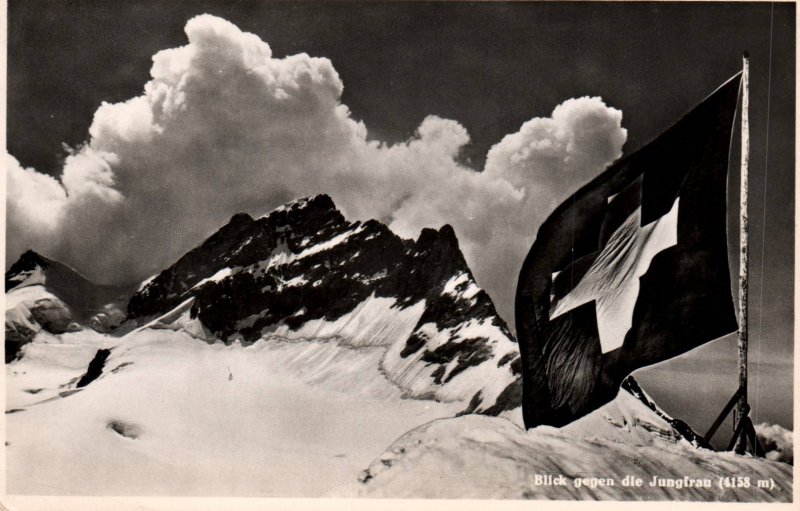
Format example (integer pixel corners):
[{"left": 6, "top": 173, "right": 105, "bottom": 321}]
[
  {"left": 5, "top": 250, "right": 132, "bottom": 361},
  {"left": 5, "top": 195, "right": 791, "bottom": 500},
  {"left": 126, "top": 194, "right": 521, "bottom": 415}
]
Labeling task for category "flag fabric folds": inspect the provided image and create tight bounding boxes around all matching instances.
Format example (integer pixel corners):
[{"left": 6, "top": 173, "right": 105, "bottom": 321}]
[{"left": 515, "top": 73, "right": 742, "bottom": 429}]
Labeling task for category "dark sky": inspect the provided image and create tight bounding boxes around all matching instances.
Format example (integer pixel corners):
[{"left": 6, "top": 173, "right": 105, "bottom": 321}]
[{"left": 7, "top": 1, "right": 795, "bottom": 428}]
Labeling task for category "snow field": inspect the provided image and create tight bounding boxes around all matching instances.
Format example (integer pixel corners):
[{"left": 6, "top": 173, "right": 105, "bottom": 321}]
[
  {"left": 359, "top": 393, "right": 792, "bottom": 501},
  {"left": 6, "top": 328, "right": 460, "bottom": 496}
]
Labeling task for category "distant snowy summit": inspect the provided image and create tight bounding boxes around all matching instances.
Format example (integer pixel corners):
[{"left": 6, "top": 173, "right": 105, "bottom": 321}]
[
  {"left": 4, "top": 250, "right": 131, "bottom": 361},
  {"left": 126, "top": 194, "right": 522, "bottom": 416}
]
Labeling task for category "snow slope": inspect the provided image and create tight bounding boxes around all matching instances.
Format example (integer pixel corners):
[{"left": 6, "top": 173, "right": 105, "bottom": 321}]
[
  {"left": 6, "top": 330, "right": 119, "bottom": 412},
  {"left": 7, "top": 327, "right": 792, "bottom": 500},
  {"left": 5, "top": 328, "right": 461, "bottom": 496},
  {"left": 358, "top": 392, "right": 792, "bottom": 501}
]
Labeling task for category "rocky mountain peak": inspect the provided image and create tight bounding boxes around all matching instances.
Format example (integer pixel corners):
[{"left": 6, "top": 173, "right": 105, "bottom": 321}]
[
  {"left": 12, "top": 249, "right": 48, "bottom": 266},
  {"left": 5, "top": 250, "right": 50, "bottom": 291},
  {"left": 126, "top": 195, "right": 521, "bottom": 416},
  {"left": 225, "top": 211, "right": 255, "bottom": 228}
]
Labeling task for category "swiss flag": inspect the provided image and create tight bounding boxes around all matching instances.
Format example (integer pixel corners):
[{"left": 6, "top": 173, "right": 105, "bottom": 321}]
[{"left": 516, "top": 73, "right": 742, "bottom": 429}]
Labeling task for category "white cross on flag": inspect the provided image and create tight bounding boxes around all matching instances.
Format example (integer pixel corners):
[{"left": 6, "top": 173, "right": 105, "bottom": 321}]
[
  {"left": 515, "top": 73, "right": 742, "bottom": 429},
  {"left": 550, "top": 196, "right": 680, "bottom": 354}
]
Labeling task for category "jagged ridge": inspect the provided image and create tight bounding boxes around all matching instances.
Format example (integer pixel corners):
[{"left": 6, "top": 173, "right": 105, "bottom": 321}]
[{"left": 127, "top": 194, "right": 521, "bottom": 414}]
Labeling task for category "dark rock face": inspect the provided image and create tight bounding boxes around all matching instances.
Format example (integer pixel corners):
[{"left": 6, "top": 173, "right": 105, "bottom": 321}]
[
  {"left": 5, "top": 250, "right": 50, "bottom": 291},
  {"left": 5, "top": 329, "right": 35, "bottom": 363},
  {"left": 77, "top": 349, "right": 112, "bottom": 387},
  {"left": 129, "top": 195, "right": 511, "bottom": 344},
  {"left": 128, "top": 196, "right": 346, "bottom": 320},
  {"left": 127, "top": 194, "right": 520, "bottom": 414}
]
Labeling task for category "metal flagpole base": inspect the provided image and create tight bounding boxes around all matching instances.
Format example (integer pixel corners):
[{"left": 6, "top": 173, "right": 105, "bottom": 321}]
[{"left": 704, "top": 387, "right": 764, "bottom": 457}]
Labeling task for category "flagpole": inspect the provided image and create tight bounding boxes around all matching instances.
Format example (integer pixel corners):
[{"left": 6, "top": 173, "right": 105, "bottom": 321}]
[{"left": 734, "top": 51, "right": 750, "bottom": 454}]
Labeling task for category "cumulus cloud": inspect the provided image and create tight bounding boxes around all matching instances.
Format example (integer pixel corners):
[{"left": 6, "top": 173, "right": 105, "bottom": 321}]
[
  {"left": 6, "top": 14, "right": 626, "bottom": 325},
  {"left": 7, "top": 150, "right": 124, "bottom": 270},
  {"left": 755, "top": 422, "right": 793, "bottom": 465}
]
